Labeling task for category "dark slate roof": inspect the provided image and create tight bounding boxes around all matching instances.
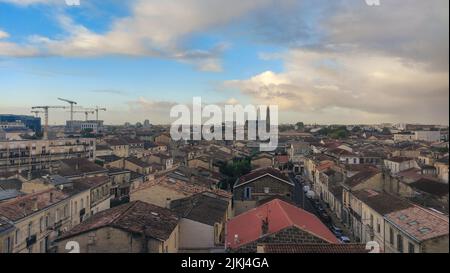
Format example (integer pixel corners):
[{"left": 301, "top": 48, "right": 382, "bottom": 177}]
[
  {"left": 46, "top": 175, "right": 71, "bottom": 186},
  {"left": 258, "top": 243, "right": 370, "bottom": 253},
  {"left": 57, "top": 201, "right": 179, "bottom": 242},
  {"left": 125, "top": 157, "right": 152, "bottom": 168},
  {"left": 72, "top": 176, "right": 110, "bottom": 189},
  {"left": 410, "top": 178, "right": 449, "bottom": 197},
  {"left": 96, "top": 155, "right": 122, "bottom": 163},
  {"left": 0, "top": 189, "right": 24, "bottom": 202},
  {"left": 0, "top": 179, "right": 22, "bottom": 191},
  {"left": 234, "top": 167, "right": 293, "bottom": 188},
  {"left": 0, "top": 218, "right": 14, "bottom": 233},
  {"left": 104, "top": 138, "right": 128, "bottom": 146},
  {"left": 170, "top": 193, "right": 229, "bottom": 226},
  {"left": 352, "top": 190, "right": 413, "bottom": 215},
  {"left": 58, "top": 158, "right": 107, "bottom": 177}
]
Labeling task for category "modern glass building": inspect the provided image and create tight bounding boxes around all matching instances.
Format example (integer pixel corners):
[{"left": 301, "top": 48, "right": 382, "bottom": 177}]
[{"left": 0, "top": 115, "right": 42, "bottom": 133}]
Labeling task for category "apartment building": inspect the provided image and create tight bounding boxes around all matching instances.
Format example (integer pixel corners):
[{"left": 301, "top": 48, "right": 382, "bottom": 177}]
[{"left": 0, "top": 138, "right": 96, "bottom": 176}]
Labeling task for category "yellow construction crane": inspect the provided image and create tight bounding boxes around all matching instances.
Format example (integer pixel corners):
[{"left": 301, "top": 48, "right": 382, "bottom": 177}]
[
  {"left": 31, "top": 106, "right": 67, "bottom": 139},
  {"left": 94, "top": 106, "right": 107, "bottom": 121},
  {"left": 58, "top": 98, "right": 78, "bottom": 122},
  {"left": 30, "top": 110, "right": 44, "bottom": 118},
  {"left": 72, "top": 109, "right": 95, "bottom": 121}
]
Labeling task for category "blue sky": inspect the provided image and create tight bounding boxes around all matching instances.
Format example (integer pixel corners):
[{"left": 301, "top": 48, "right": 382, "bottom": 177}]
[{"left": 0, "top": 0, "right": 448, "bottom": 125}]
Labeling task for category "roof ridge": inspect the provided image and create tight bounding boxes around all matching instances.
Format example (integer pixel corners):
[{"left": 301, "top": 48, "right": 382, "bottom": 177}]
[{"left": 111, "top": 201, "right": 140, "bottom": 224}]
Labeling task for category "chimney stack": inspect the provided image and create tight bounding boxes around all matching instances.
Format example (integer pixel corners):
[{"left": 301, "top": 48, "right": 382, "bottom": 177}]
[
  {"left": 32, "top": 198, "right": 38, "bottom": 211},
  {"left": 261, "top": 218, "right": 269, "bottom": 236}
]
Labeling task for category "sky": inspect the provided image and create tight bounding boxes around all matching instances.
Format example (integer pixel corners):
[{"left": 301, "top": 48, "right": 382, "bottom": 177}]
[{"left": 0, "top": 0, "right": 448, "bottom": 125}]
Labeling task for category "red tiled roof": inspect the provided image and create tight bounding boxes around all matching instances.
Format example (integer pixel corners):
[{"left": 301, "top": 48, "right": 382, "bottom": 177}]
[
  {"left": 226, "top": 199, "right": 340, "bottom": 249},
  {"left": 0, "top": 189, "right": 69, "bottom": 221},
  {"left": 258, "top": 243, "right": 370, "bottom": 253},
  {"left": 275, "top": 155, "right": 289, "bottom": 164},
  {"left": 316, "top": 161, "right": 334, "bottom": 172},
  {"left": 385, "top": 206, "right": 449, "bottom": 242}
]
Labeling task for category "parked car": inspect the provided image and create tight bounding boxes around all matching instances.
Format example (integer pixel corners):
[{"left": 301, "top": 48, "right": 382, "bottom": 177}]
[
  {"left": 331, "top": 226, "right": 343, "bottom": 237},
  {"left": 313, "top": 199, "right": 321, "bottom": 207},
  {"left": 340, "top": 236, "right": 351, "bottom": 243},
  {"left": 306, "top": 191, "right": 315, "bottom": 199},
  {"left": 320, "top": 213, "right": 331, "bottom": 223},
  {"left": 303, "top": 185, "right": 310, "bottom": 193}
]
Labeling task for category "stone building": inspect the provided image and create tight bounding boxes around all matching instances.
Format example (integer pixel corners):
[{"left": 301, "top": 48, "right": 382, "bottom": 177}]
[
  {"left": 226, "top": 199, "right": 339, "bottom": 253},
  {"left": 233, "top": 168, "right": 294, "bottom": 216},
  {"left": 55, "top": 201, "right": 180, "bottom": 253}
]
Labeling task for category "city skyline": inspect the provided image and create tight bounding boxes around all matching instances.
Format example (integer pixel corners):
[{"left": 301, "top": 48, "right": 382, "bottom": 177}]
[{"left": 1, "top": 0, "right": 449, "bottom": 125}]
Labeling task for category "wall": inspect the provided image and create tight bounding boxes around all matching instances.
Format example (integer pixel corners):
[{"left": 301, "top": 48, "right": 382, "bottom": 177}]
[
  {"left": 179, "top": 218, "right": 215, "bottom": 250},
  {"left": 231, "top": 226, "right": 328, "bottom": 253}
]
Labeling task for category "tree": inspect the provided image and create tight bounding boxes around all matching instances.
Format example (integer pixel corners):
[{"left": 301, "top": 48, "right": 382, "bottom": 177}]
[
  {"left": 219, "top": 158, "right": 251, "bottom": 190},
  {"left": 296, "top": 122, "right": 305, "bottom": 130}
]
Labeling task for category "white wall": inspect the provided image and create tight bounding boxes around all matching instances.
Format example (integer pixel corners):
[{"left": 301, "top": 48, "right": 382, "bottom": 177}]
[{"left": 179, "top": 218, "right": 214, "bottom": 250}]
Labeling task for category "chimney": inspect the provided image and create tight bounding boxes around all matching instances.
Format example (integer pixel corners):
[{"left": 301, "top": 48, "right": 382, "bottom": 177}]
[
  {"left": 234, "top": 234, "right": 240, "bottom": 244},
  {"left": 166, "top": 198, "right": 171, "bottom": 209},
  {"left": 32, "top": 198, "right": 38, "bottom": 211},
  {"left": 261, "top": 218, "right": 269, "bottom": 236}
]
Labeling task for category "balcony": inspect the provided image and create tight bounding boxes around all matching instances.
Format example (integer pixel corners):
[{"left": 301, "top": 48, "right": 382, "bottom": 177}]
[{"left": 26, "top": 235, "right": 37, "bottom": 248}]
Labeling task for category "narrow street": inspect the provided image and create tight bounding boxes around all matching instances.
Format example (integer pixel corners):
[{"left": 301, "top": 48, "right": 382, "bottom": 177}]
[{"left": 288, "top": 172, "right": 355, "bottom": 243}]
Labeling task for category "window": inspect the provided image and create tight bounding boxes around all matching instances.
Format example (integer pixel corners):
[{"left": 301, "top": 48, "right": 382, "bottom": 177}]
[
  {"left": 264, "top": 187, "right": 270, "bottom": 194},
  {"left": 244, "top": 187, "right": 252, "bottom": 199},
  {"left": 408, "top": 242, "right": 415, "bottom": 253},
  {"left": 39, "top": 217, "right": 44, "bottom": 233},
  {"left": 389, "top": 228, "right": 394, "bottom": 245},
  {"left": 15, "top": 229, "right": 20, "bottom": 245},
  {"left": 3, "top": 237, "right": 12, "bottom": 253},
  {"left": 28, "top": 222, "right": 33, "bottom": 238},
  {"left": 397, "top": 234, "right": 404, "bottom": 253}
]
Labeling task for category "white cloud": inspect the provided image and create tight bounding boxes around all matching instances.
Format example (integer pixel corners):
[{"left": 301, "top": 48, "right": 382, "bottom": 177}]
[
  {"left": 0, "top": 0, "right": 284, "bottom": 72},
  {"left": 226, "top": 49, "right": 449, "bottom": 124},
  {"left": 0, "top": 29, "right": 9, "bottom": 39},
  {"left": 0, "top": 0, "right": 60, "bottom": 5}
]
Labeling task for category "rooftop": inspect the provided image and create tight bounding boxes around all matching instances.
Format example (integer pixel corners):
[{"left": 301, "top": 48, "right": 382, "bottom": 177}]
[
  {"left": 0, "top": 189, "right": 69, "bottom": 221},
  {"left": 385, "top": 206, "right": 449, "bottom": 242},
  {"left": 410, "top": 178, "right": 449, "bottom": 197},
  {"left": 352, "top": 189, "right": 413, "bottom": 215},
  {"left": 226, "top": 199, "right": 340, "bottom": 249},
  {"left": 258, "top": 243, "right": 370, "bottom": 253},
  {"left": 57, "top": 201, "right": 179, "bottom": 242},
  {"left": 234, "top": 167, "right": 293, "bottom": 188},
  {"left": 72, "top": 176, "right": 110, "bottom": 189},
  {"left": 170, "top": 192, "right": 229, "bottom": 226},
  {"left": 345, "top": 169, "right": 380, "bottom": 188},
  {"left": 0, "top": 178, "right": 22, "bottom": 191},
  {"left": 386, "top": 157, "right": 414, "bottom": 163},
  {"left": 58, "top": 158, "right": 107, "bottom": 177}
]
